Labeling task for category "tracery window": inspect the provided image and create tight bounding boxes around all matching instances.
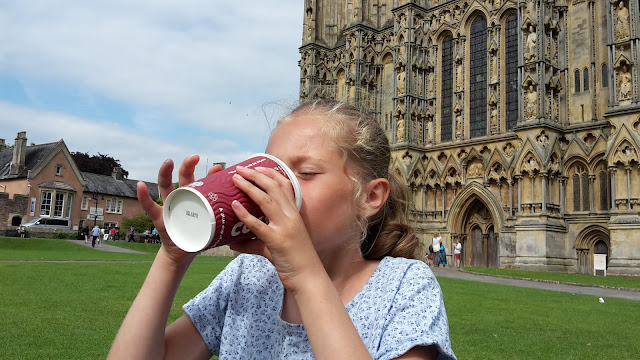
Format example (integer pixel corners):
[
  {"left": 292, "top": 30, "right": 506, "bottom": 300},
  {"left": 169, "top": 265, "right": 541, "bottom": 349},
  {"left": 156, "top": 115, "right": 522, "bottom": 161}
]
[
  {"left": 505, "top": 13, "right": 518, "bottom": 131},
  {"left": 574, "top": 69, "right": 581, "bottom": 93},
  {"left": 601, "top": 64, "right": 608, "bottom": 88},
  {"left": 583, "top": 68, "right": 589, "bottom": 92},
  {"left": 599, "top": 170, "right": 609, "bottom": 211},
  {"left": 572, "top": 165, "right": 590, "bottom": 212},
  {"left": 440, "top": 34, "right": 454, "bottom": 142},
  {"left": 469, "top": 16, "right": 487, "bottom": 138}
]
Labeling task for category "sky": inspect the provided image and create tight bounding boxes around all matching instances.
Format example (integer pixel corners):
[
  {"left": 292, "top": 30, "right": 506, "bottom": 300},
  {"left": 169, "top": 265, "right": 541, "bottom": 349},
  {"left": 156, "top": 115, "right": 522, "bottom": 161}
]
[{"left": 0, "top": 1, "right": 304, "bottom": 182}]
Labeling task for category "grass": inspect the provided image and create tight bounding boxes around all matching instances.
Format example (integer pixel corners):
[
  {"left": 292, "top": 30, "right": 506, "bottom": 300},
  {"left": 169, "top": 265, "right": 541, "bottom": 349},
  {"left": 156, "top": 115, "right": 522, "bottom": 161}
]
[
  {"left": 464, "top": 267, "right": 640, "bottom": 289},
  {"left": 1, "top": 237, "right": 638, "bottom": 359}
]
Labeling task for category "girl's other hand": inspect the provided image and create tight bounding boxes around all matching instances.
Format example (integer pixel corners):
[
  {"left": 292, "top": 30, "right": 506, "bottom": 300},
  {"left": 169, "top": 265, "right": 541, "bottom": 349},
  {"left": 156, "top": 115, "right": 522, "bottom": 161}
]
[{"left": 137, "top": 155, "right": 224, "bottom": 267}]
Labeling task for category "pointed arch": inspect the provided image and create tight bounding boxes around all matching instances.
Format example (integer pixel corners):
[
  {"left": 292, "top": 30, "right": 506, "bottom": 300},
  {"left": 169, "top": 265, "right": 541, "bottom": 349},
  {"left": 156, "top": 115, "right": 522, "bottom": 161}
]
[{"left": 448, "top": 182, "right": 505, "bottom": 233}]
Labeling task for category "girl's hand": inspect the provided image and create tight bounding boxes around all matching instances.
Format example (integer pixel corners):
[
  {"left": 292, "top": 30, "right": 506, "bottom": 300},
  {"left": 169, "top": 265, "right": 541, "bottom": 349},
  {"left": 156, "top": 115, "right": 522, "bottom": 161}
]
[
  {"left": 137, "top": 155, "right": 223, "bottom": 268},
  {"left": 229, "top": 166, "right": 321, "bottom": 291}
]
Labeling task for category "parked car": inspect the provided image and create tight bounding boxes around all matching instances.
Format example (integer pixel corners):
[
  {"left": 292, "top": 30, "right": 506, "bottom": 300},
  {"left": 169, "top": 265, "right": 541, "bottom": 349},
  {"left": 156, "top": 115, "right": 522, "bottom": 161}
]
[{"left": 21, "top": 217, "right": 71, "bottom": 230}]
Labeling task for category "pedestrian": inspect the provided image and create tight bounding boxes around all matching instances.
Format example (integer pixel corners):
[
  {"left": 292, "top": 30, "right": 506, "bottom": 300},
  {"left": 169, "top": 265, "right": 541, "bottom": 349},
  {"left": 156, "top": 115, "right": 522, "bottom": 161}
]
[
  {"left": 128, "top": 226, "right": 135, "bottom": 242},
  {"left": 83, "top": 225, "right": 90, "bottom": 243},
  {"left": 17, "top": 225, "right": 26, "bottom": 238},
  {"left": 91, "top": 225, "right": 100, "bottom": 248},
  {"left": 439, "top": 240, "right": 447, "bottom": 267},
  {"left": 108, "top": 99, "right": 456, "bottom": 359},
  {"left": 110, "top": 227, "right": 117, "bottom": 241},
  {"left": 151, "top": 227, "right": 159, "bottom": 243},
  {"left": 432, "top": 231, "right": 442, "bottom": 267},
  {"left": 455, "top": 239, "right": 462, "bottom": 268}
]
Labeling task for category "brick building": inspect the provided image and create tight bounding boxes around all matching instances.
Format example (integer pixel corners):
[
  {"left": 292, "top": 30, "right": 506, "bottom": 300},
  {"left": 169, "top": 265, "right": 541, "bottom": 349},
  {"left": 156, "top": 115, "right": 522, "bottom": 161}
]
[{"left": 0, "top": 131, "right": 159, "bottom": 234}]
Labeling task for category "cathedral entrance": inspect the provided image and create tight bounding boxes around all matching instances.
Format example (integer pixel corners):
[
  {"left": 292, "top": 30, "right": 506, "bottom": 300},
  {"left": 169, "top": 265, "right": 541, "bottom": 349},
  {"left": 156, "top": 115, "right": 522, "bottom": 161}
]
[
  {"left": 575, "top": 226, "right": 610, "bottom": 275},
  {"left": 463, "top": 200, "right": 498, "bottom": 268}
]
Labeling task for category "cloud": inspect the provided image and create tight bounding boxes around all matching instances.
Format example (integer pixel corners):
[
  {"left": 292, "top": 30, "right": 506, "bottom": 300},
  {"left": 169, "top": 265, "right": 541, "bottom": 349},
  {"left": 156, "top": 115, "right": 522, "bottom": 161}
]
[{"left": 0, "top": 0, "right": 304, "bottom": 181}]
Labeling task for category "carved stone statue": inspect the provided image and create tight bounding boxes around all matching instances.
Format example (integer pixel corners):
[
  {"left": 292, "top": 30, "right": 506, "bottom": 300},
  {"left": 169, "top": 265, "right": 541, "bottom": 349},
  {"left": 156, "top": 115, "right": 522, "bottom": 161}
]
[
  {"left": 525, "top": 85, "right": 537, "bottom": 119},
  {"left": 615, "top": 1, "right": 630, "bottom": 41},
  {"left": 427, "top": 72, "right": 434, "bottom": 97},
  {"left": 525, "top": 25, "right": 537, "bottom": 61},
  {"left": 491, "top": 55, "right": 498, "bottom": 82},
  {"left": 490, "top": 105, "right": 498, "bottom": 130},
  {"left": 397, "top": 67, "right": 406, "bottom": 95},
  {"left": 456, "top": 62, "right": 463, "bottom": 90},
  {"left": 396, "top": 114, "right": 405, "bottom": 142},
  {"left": 618, "top": 64, "right": 632, "bottom": 99},
  {"left": 456, "top": 113, "right": 462, "bottom": 137}
]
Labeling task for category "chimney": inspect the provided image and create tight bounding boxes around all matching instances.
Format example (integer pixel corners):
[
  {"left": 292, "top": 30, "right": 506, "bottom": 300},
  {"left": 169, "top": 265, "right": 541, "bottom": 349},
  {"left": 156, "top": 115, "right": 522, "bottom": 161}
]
[
  {"left": 10, "top": 131, "right": 27, "bottom": 176},
  {"left": 112, "top": 166, "right": 124, "bottom": 180}
]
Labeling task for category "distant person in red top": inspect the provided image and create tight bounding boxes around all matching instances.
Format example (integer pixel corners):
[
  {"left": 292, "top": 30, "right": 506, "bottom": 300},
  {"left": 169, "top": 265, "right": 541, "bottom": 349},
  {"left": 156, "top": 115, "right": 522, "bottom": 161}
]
[{"left": 109, "top": 227, "right": 117, "bottom": 241}]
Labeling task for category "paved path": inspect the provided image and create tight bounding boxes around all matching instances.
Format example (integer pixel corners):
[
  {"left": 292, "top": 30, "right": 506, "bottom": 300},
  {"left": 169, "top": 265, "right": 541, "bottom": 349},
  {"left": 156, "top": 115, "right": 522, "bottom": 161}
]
[
  {"left": 66, "top": 239, "right": 148, "bottom": 254},
  {"left": 430, "top": 266, "right": 640, "bottom": 301}
]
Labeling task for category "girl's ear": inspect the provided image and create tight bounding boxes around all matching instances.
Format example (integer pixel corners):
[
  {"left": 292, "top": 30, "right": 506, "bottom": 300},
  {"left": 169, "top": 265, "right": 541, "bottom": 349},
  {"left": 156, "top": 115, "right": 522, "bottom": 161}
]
[{"left": 360, "top": 178, "right": 390, "bottom": 218}]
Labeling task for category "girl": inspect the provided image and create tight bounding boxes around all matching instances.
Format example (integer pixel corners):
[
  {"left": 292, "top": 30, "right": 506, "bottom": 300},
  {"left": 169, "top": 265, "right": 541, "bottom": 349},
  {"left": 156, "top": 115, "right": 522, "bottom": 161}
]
[{"left": 108, "top": 100, "right": 456, "bottom": 360}]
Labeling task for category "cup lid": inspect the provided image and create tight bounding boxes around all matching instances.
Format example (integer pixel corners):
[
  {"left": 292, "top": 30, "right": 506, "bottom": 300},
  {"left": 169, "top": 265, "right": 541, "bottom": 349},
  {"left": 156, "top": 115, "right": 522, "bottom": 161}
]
[{"left": 163, "top": 187, "right": 215, "bottom": 252}]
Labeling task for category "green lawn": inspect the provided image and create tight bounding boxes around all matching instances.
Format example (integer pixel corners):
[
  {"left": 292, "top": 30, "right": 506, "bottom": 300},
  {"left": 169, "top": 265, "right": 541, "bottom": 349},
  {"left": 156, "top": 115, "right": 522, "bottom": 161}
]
[
  {"left": 464, "top": 266, "right": 640, "bottom": 289},
  {"left": 1, "top": 238, "right": 638, "bottom": 359}
]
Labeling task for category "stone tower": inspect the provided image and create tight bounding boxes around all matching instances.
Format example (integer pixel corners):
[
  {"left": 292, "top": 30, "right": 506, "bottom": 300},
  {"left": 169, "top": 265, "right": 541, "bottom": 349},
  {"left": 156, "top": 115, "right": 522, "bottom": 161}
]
[{"left": 299, "top": 0, "right": 640, "bottom": 275}]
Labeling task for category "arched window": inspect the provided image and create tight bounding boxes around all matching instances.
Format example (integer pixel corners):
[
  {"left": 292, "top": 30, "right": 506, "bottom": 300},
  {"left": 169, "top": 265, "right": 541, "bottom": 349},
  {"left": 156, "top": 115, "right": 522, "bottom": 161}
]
[
  {"left": 469, "top": 16, "right": 488, "bottom": 138},
  {"left": 599, "top": 170, "right": 609, "bottom": 211},
  {"left": 572, "top": 165, "right": 590, "bottom": 211},
  {"left": 583, "top": 68, "right": 590, "bottom": 92},
  {"left": 440, "top": 34, "right": 454, "bottom": 142},
  {"left": 505, "top": 13, "right": 518, "bottom": 131},
  {"left": 574, "top": 69, "right": 581, "bottom": 93},
  {"left": 601, "top": 64, "right": 608, "bottom": 88}
]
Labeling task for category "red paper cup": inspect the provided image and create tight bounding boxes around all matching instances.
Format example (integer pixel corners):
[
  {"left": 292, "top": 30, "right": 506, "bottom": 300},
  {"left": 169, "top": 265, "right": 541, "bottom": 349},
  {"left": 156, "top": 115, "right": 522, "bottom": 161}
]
[{"left": 163, "top": 153, "right": 302, "bottom": 252}]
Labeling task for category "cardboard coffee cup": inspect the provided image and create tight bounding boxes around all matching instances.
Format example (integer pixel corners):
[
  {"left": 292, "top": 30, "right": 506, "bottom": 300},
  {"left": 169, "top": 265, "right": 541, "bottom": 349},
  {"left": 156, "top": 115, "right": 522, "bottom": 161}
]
[{"left": 163, "top": 153, "right": 302, "bottom": 252}]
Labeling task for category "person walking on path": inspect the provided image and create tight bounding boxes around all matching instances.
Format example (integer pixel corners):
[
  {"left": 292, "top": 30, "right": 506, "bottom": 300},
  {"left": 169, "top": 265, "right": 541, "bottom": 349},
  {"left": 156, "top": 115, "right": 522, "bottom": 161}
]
[
  {"left": 439, "top": 241, "right": 447, "bottom": 267},
  {"left": 83, "top": 225, "right": 90, "bottom": 243},
  {"left": 91, "top": 225, "right": 101, "bottom": 248},
  {"left": 128, "top": 226, "right": 135, "bottom": 242},
  {"left": 454, "top": 239, "right": 462, "bottom": 268},
  {"left": 432, "top": 232, "right": 441, "bottom": 267}
]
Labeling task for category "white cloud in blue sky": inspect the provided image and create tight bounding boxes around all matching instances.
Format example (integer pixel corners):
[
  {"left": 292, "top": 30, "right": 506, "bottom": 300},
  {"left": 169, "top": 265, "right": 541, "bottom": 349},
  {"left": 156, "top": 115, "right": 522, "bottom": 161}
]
[{"left": 0, "top": 0, "right": 303, "bottom": 181}]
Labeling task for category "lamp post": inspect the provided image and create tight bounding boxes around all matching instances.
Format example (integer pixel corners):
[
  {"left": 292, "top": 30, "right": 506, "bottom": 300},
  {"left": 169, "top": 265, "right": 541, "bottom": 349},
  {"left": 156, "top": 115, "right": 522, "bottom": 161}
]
[{"left": 92, "top": 192, "right": 100, "bottom": 227}]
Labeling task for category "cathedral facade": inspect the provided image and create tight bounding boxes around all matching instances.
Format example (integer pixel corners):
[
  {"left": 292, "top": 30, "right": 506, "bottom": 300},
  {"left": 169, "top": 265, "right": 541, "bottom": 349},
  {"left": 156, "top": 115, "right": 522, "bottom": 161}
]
[{"left": 298, "top": 0, "right": 640, "bottom": 275}]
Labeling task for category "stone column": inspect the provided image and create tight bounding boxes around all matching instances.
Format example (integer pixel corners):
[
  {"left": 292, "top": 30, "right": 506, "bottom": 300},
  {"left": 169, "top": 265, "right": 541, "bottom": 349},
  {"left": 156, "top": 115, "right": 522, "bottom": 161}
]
[
  {"left": 559, "top": 177, "right": 565, "bottom": 215},
  {"left": 517, "top": 175, "right": 523, "bottom": 214},
  {"left": 589, "top": 174, "right": 596, "bottom": 213},
  {"left": 422, "top": 186, "right": 427, "bottom": 220},
  {"left": 433, "top": 188, "right": 438, "bottom": 220},
  {"left": 541, "top": 172, "right": 547, "bottom": 213},
  {"left": 508, "top": 179, "right": 514, "bottom": 217},
  {"left": 442, "top": 186, "right": 446, "bottom": 219},
  {"left": 626, "top": 165, "right": 632, "bottom": 210},
  {"left": 530, "top": 174, "right": 536, "bottom": 213},
  {"left": 609, "top": 167, "right": 616, "bottom": 211}
]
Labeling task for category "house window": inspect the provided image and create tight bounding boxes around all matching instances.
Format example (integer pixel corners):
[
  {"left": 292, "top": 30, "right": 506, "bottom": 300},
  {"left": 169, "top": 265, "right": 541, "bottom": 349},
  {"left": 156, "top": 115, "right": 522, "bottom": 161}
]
[
  {"left": 505, "top": 13, "right": 518, "bottom": 131},
  {"left": 440, "top": 34, "right": 454, "bottom": 142},
  {"left": 583, "top": 68, "right": 589, "bottom": 92},
  {"left": 574, "top": 69, "right": 581, "bottom": 93},
  {"left": 81, "top": 196, "right": 89, "bottom": 210},
  {"left": 106, "top": 197, "right": 123, "bottom": 214},
  {"left": 40, "top": 191, "right": 53, "bottom": 216},
  {"left": 54, "top": 193, "right": 65, "bottom": 217},
  {"left": 39, "top": 190, "right": 72, "bottom": 217},
  {"left": 469, "top": 16, "right": 487, "bottom": 138},
  {"left": 56, "top": 165, "right": 63, "bottom": 176}
]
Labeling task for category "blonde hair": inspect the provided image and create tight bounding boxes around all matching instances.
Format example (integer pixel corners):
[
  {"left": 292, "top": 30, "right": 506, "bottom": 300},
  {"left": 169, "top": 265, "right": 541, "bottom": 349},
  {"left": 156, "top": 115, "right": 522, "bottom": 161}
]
[{"left": 282, "top": 99, "right": 420, "bottom": 260}]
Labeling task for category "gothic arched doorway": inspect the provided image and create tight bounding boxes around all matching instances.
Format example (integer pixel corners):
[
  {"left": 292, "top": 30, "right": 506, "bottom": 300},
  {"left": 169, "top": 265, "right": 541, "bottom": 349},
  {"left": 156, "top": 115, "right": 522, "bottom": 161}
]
[
  {"left": 463, "top": 199, "right": 498, "bottom": 268},
  {"left": 575, "top": 226, "right": 610, "bottom": 275}
]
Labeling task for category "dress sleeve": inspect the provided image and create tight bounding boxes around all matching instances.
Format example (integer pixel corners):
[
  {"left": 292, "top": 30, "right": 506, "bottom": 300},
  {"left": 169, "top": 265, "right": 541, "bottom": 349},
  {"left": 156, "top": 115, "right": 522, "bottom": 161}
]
[
  {"left": 376, "top": 263, "right": 456, "bottom": 360},
  {"left": 182, "top": 256, "right": 242, "bottom": 355}
]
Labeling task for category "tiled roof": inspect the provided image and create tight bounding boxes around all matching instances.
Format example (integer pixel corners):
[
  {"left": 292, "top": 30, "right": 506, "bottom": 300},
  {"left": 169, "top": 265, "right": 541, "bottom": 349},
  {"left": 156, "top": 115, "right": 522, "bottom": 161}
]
[
  {"left": 82, "top": 172, "right": 160, "bottom": 201},
  {"left": 0, "top": 142, "right": 58, "bottom": 179}
]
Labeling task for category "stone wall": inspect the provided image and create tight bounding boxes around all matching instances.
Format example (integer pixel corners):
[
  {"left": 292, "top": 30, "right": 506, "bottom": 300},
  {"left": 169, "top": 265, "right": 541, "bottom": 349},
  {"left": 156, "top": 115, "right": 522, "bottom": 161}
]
[{"left": 0, "top": 192, "right": 29, "bottom": 228}]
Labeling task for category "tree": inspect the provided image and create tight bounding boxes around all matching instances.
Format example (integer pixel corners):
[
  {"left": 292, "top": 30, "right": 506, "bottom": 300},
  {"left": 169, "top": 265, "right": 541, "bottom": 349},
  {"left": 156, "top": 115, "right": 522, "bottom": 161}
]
[{"left": 71, "top": 152, "right": 129, "bottom": 177}]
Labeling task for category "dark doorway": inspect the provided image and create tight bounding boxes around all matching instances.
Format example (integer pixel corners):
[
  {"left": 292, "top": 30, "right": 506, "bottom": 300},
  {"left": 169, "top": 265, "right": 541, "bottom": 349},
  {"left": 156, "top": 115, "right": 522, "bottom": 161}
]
[{"left": 11, "top": 216, "right": 22, "bottom": 226}]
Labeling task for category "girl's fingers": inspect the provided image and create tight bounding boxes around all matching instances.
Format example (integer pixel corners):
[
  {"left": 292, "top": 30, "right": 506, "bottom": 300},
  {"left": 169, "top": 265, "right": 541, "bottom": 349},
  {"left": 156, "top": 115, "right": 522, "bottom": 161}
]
[
  {"left": 157, "top": 159, "right": 176, "bottom": 202},
  {"left": 178, "top": 155, "right": 200, "bottom": 187},
  {"left": 232, "top": 166, "right": 296, "bottom": 217},
  {"left": 137, "top": 182, "right": 163, "bottom": 230},
  {"left": 207, "top": 163, "right": 224, "bottom": 176}
]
